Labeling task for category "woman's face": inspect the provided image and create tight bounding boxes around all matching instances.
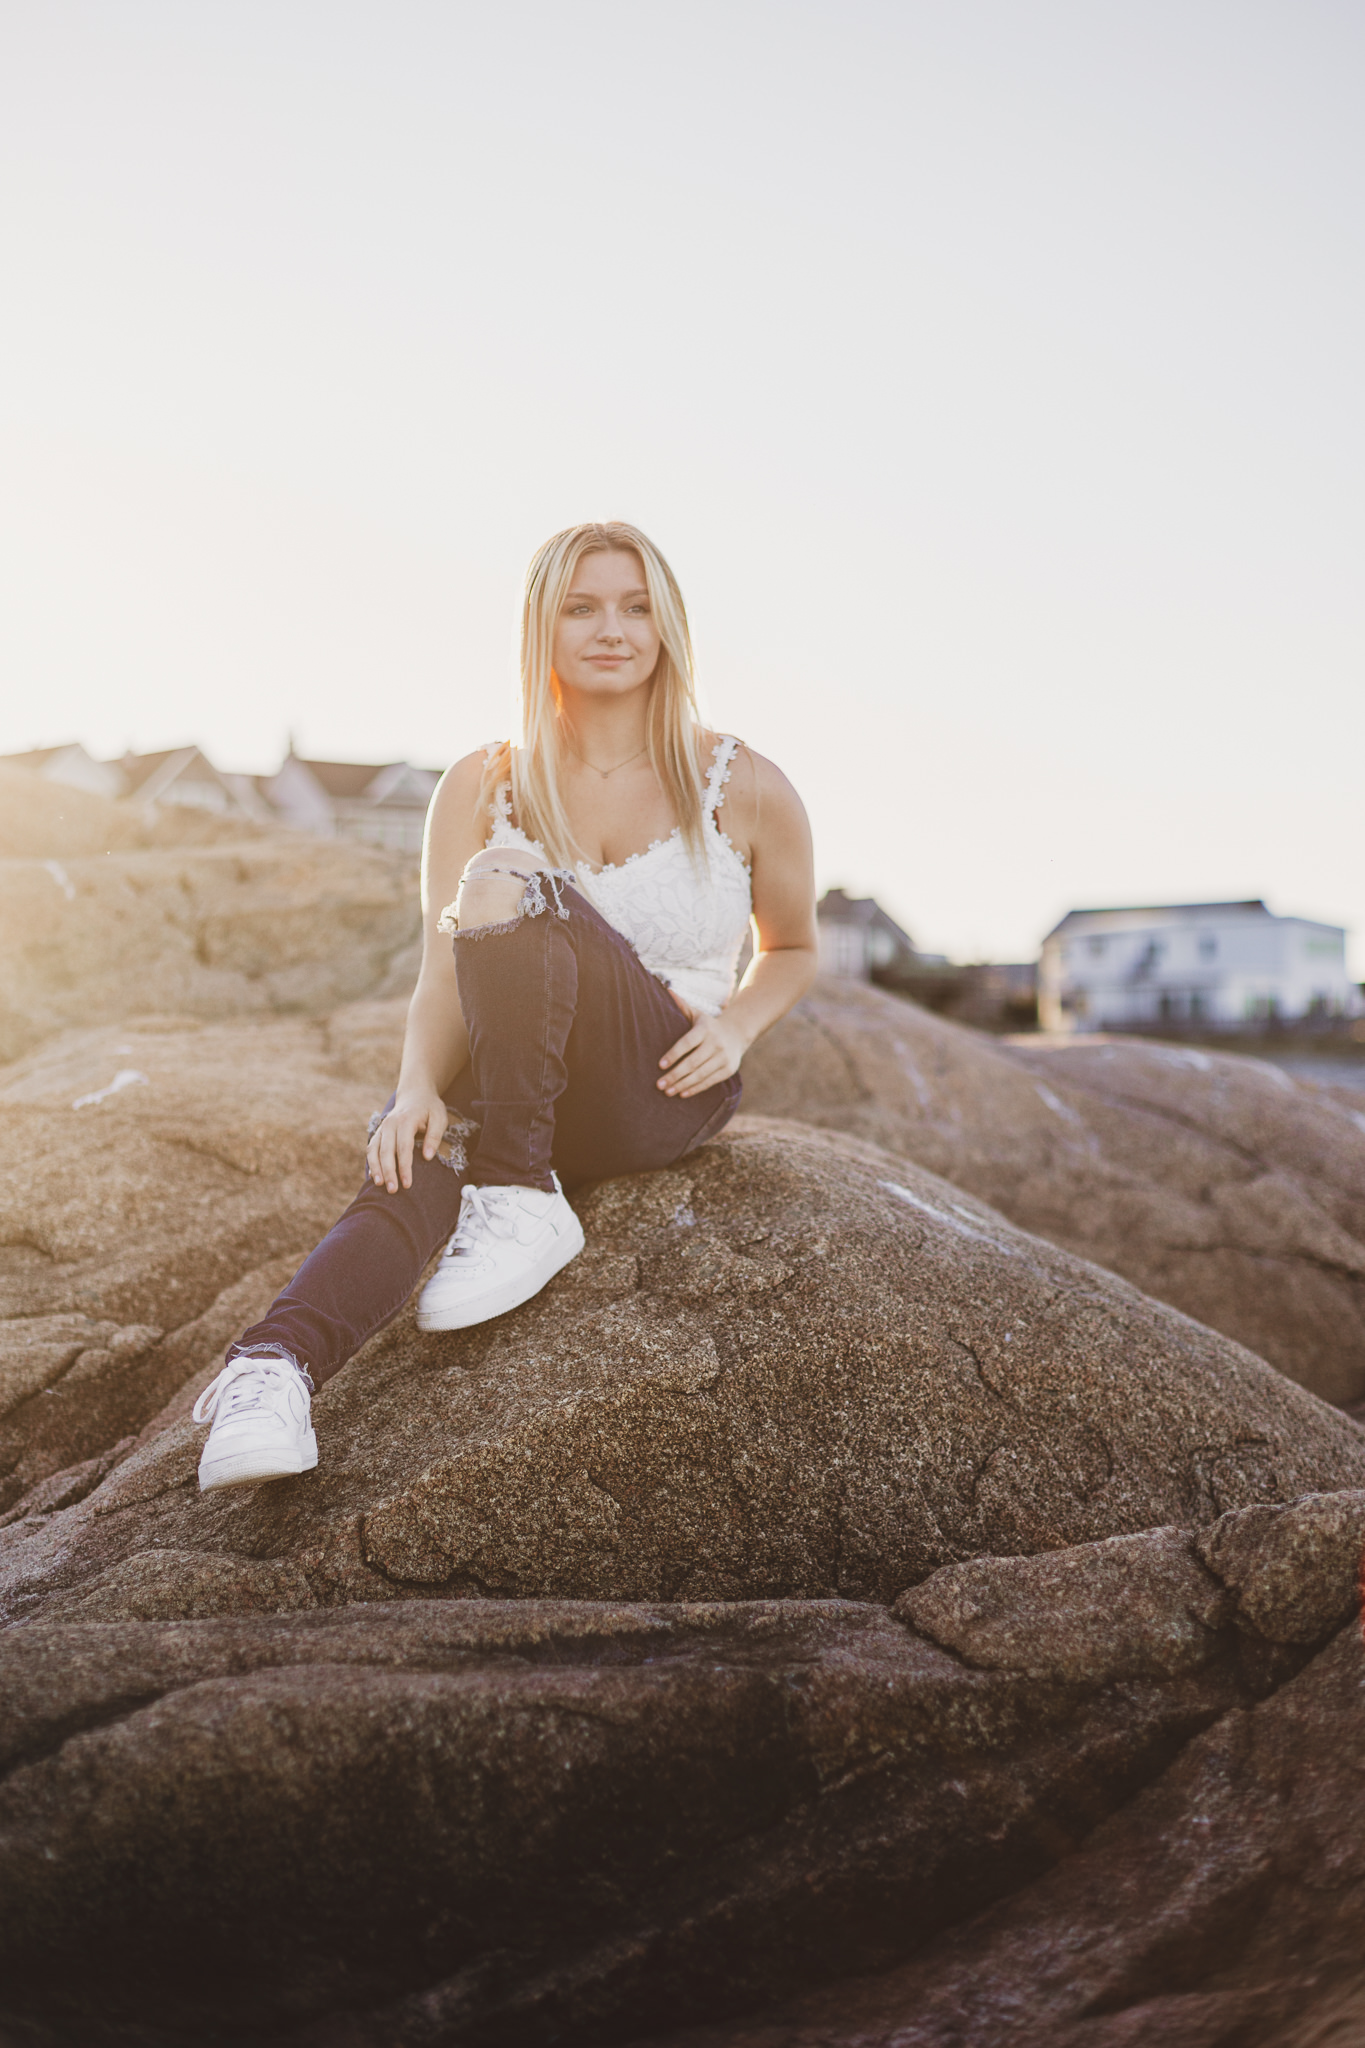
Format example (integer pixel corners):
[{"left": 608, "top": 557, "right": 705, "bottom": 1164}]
[{"left": 552, "top": 549, "right": 661, "bottom": 700}]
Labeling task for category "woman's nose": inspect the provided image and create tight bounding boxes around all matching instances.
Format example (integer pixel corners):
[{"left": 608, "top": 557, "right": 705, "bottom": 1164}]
[{"left": 596, "top": 612, "right": 624, "bottom": 644}]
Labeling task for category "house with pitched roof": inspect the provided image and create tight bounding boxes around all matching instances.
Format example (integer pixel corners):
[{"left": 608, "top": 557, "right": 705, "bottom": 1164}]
[
  {"left": 0, "top": 743, "right": 126, "bottom": 801},
  {"left": 117, "top": 747, "right": 272, "bottom": 821},
  {"left": 259, "top": 751, "right": 442, "bottom": 854},
  {"left": 1039, "top": 900, "right": 1356, "bottom": 1032},
  {"left": 816, "top": 888, "right": 921, "bottom": 980}
]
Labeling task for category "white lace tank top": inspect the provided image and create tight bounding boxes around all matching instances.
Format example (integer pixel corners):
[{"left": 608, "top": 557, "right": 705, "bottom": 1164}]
[{"left": 484, "top": 734, "right": 753, "bottom": 1015}]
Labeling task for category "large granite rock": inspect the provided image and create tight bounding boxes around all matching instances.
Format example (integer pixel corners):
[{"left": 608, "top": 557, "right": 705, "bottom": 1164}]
[
  {"left": 0, "top": 1013, "right": 380, "bottom": 1512},
  {"left": 742, "top": 978, "right": 1365, "bottom": 1403},
  {"left": 2, "top": 1113, "right": 1362, "bottom": 1628},
  {"left": 0, "top": 1496, "right": 1360, "bottom": 2046},
  {"left": 5, "top": 990, "right": 1365, "bottom": 2045},
  {"left": 636, "top": 1538, "right": 1365, "bottom": 2047},
  {"left": 0, "top": 782, "right": 420, "bottom": 1059}
]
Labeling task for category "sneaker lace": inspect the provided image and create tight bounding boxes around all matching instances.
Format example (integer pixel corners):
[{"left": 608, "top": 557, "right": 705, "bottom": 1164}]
[
  {"left": 443, "top": 1184, "right": 520, "bottom": 1262},
  {"left": 192, "top": 1357, "right": 293, "bottom": 1425}
]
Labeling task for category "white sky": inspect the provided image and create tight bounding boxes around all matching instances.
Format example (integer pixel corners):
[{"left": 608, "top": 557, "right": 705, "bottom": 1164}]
[{"left": 1, "top": 1, "right": 1361, "bottom": 968}]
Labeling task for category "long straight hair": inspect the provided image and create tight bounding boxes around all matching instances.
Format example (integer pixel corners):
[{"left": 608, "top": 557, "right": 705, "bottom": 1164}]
[{"left": 481, "top": 521, "right": 706, "bottom": 867}]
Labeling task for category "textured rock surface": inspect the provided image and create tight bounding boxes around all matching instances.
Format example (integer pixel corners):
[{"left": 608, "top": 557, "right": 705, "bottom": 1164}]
[
  {"left": 5, "top": 802, "right": 1365, "bottom": 2046},
  {"left": 0, "top": 1498, "right": 1357, "bottom": 2047},
  {"left": 895, "top": 1527, "right": 1232, "bottom": 1684},
  {"left": 1195, "top": 1488, "right": 1365, "bottom": 1645},
  {"left": 0, "top": 1013, "right": 381, "bottom": 1512},
  {"left": 3, "top": 1118, "right": 1363, "bottom": 1628},
  {"left": 635, "top": 1614, "right": 1365, "bottom": 2048},
  {"left": 0, "top": 807, "right": 420, "bottom": 1059},
  {"left": 742, "top": 977, "right": 1365, "bottom": 1402}
]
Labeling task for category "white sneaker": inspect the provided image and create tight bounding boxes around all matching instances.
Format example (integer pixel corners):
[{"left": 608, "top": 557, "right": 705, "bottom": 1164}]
[
  {"left": 192, "top": 1355, "right": 318, "bottom": 1492},
  {"left": 416, "top": 1179, "right": 585, "bottom": 1331}
]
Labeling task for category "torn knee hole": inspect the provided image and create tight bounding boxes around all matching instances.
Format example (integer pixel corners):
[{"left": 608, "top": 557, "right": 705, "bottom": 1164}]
[
  {"left": 455, "top": 873, "right": 529, "bottom": 931},
  {"left": 440, "top": 864, "right": 571, "bottom": 936}
]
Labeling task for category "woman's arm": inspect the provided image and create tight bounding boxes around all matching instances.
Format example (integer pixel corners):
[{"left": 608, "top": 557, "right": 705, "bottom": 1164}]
[
  {"left": 367, "top": 750, "right": 488, "bottom": 1192},
  {"left": 658, "top": 747, "right": 818, "bottom": 1099}
]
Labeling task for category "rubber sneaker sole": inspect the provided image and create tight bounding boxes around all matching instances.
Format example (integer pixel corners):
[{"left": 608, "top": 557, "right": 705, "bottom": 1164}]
[
  {"left": 416, "top": 1214, "right": 585, "bottom": 1332},
  {"left": 198, "top": 1429, "right": 319, "bottom": 1492}
]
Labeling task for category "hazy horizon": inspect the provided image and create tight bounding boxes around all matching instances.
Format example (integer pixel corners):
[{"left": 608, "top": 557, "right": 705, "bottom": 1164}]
[{"left": 3, "top": 1, "right": 1361, "bottom": 969}]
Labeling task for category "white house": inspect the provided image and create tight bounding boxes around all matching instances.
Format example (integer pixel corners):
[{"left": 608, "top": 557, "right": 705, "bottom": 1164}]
[
  {"left": 816, "top": 888, "right": 919, "bottom": 980},
  {"left": 0, "top": 743, "right": 126, "bottom": 801},
  {"left": 119, "top": 747, "right": 271, "bottom": 821},
  {"left": 0, "top": 742, "right": 269, "bottom": 820},
  {"left": 260, "top": 753, "right": 442, "bottom": 854},
  {"left": 1039, "top": 900, "right": 1357, "bottom": 1033},
  {"left": 2, "top": 740, "right": 437, "bottom": 851}
]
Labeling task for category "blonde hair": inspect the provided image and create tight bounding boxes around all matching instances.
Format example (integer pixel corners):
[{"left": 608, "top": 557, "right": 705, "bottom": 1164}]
[{"left": 482, "top": 521, "right": 706, "bottom": 866}]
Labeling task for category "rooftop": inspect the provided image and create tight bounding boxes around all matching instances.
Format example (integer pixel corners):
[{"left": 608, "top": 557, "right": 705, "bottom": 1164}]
[
  {"left": 279, "top": 756, "right": 442, "bottom": 802},
  {"left": 1045, "top": 901, "right": 1273, "bottom": 941}
]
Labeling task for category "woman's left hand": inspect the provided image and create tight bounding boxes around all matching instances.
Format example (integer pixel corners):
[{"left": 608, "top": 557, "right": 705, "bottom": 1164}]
[{"left": 658, "top": 999, "right": 748, "bottom": 1098}]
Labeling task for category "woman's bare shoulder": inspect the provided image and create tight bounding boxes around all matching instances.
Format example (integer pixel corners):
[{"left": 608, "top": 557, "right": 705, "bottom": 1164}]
[
  {"left": 425, "top": 745, "right": 503, "bottom": 848},
  {"left": 715, "top": 739, "right": 807, "bottom": 827},
  {"left": 431, "top": 745, "right": 500, "bottom": 806},
  {"left": 440, "top": 743, "right": 502, "bottom": 785}
]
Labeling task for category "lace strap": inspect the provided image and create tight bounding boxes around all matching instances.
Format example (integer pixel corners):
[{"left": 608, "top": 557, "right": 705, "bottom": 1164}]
[
  {"left": 482, "top": 740, "right": 513, "bottom": 825},
  {"left": 702, "top": 735, "right": 741, "bottom": 822}
]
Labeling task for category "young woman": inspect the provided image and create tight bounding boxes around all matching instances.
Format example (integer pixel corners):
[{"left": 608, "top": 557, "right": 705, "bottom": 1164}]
[{"left": 192, "top": 521, "right": 818, "bottom": 1489}]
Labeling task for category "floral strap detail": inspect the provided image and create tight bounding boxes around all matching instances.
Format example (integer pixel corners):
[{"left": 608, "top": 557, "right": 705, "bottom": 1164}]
[
  {"left": 482, "top": 740, "right": 514, "bottom": 826},
  {"left": 703, "top": 735, "right": 741, "bottom": 823}
]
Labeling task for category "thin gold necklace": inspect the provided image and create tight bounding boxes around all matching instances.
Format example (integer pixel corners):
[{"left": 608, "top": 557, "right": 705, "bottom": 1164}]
[{"left": 566, "top": 739, "right": 649, "bottom": 780}]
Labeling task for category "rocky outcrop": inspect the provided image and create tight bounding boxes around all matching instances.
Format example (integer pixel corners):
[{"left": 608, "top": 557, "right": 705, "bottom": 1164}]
[
  {"left": 3, "top": 1117, "right": 1363, "bottom": 1627},
  {"left": 742, "top": 977, "right": 1365, "bottom": 1403},
  {"left": 0, "top": 1014, "right": 379, "bottom": 1511},
  {"left": 0, "top": 787, "right": 420, "bottom": 1059},
  {"left": 7, "top": 791, "right": 1365, "bottom": 2047},
  {"left": 633, "top": 1538, "right": 1365, "bottom": 2047},
  {"left": 0, "top": 1495, "right": 1360, "bottom": 2046}
]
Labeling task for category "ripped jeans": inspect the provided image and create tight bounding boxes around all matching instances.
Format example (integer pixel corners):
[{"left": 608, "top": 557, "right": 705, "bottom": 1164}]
[{"left": 227, "top": 878, "right": 741, "bottom": 1386}]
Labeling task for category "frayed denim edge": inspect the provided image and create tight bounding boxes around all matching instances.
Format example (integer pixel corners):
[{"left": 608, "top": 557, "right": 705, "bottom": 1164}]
[
  {"left": 448, "top": 915, "right": 524, "bottom": 941},
  {"left": 437, "top": 866, "right": 575, "bottom": 940},
  {"left": 365, "top": 1107, "right": 477, "bottom": 1176}
]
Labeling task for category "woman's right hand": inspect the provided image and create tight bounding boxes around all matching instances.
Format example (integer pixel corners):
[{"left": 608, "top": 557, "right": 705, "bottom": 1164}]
[{"left": 367, "top": 1085, "right": 450, "bottom": 1193}]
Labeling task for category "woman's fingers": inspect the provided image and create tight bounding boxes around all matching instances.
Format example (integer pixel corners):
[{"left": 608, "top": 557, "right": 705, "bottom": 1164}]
[
  {"left": 675, "top": 1059, "right": 723, "bottom": 1098},
  {"left": 660, "top": 1023, "right": 705, "bottom": 1071},
  {"left": 369, "top": 1099, "right": 449, "bottom": 1190},
  {"left": 382, "top": 1121, "right": 402, "bottom": 1193},
  {"left": 659, "top": 1050, "right": 701, "bottom": 1093},
  {"left": 660, "top": 1037, "right": 728, "bottom": 1096},
  {"left": 662, "top": 1011, "right": 747, "bottom": 1097},
  {"left": 371, "top": 1115, "right": 411, "bottom": 1193}
]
